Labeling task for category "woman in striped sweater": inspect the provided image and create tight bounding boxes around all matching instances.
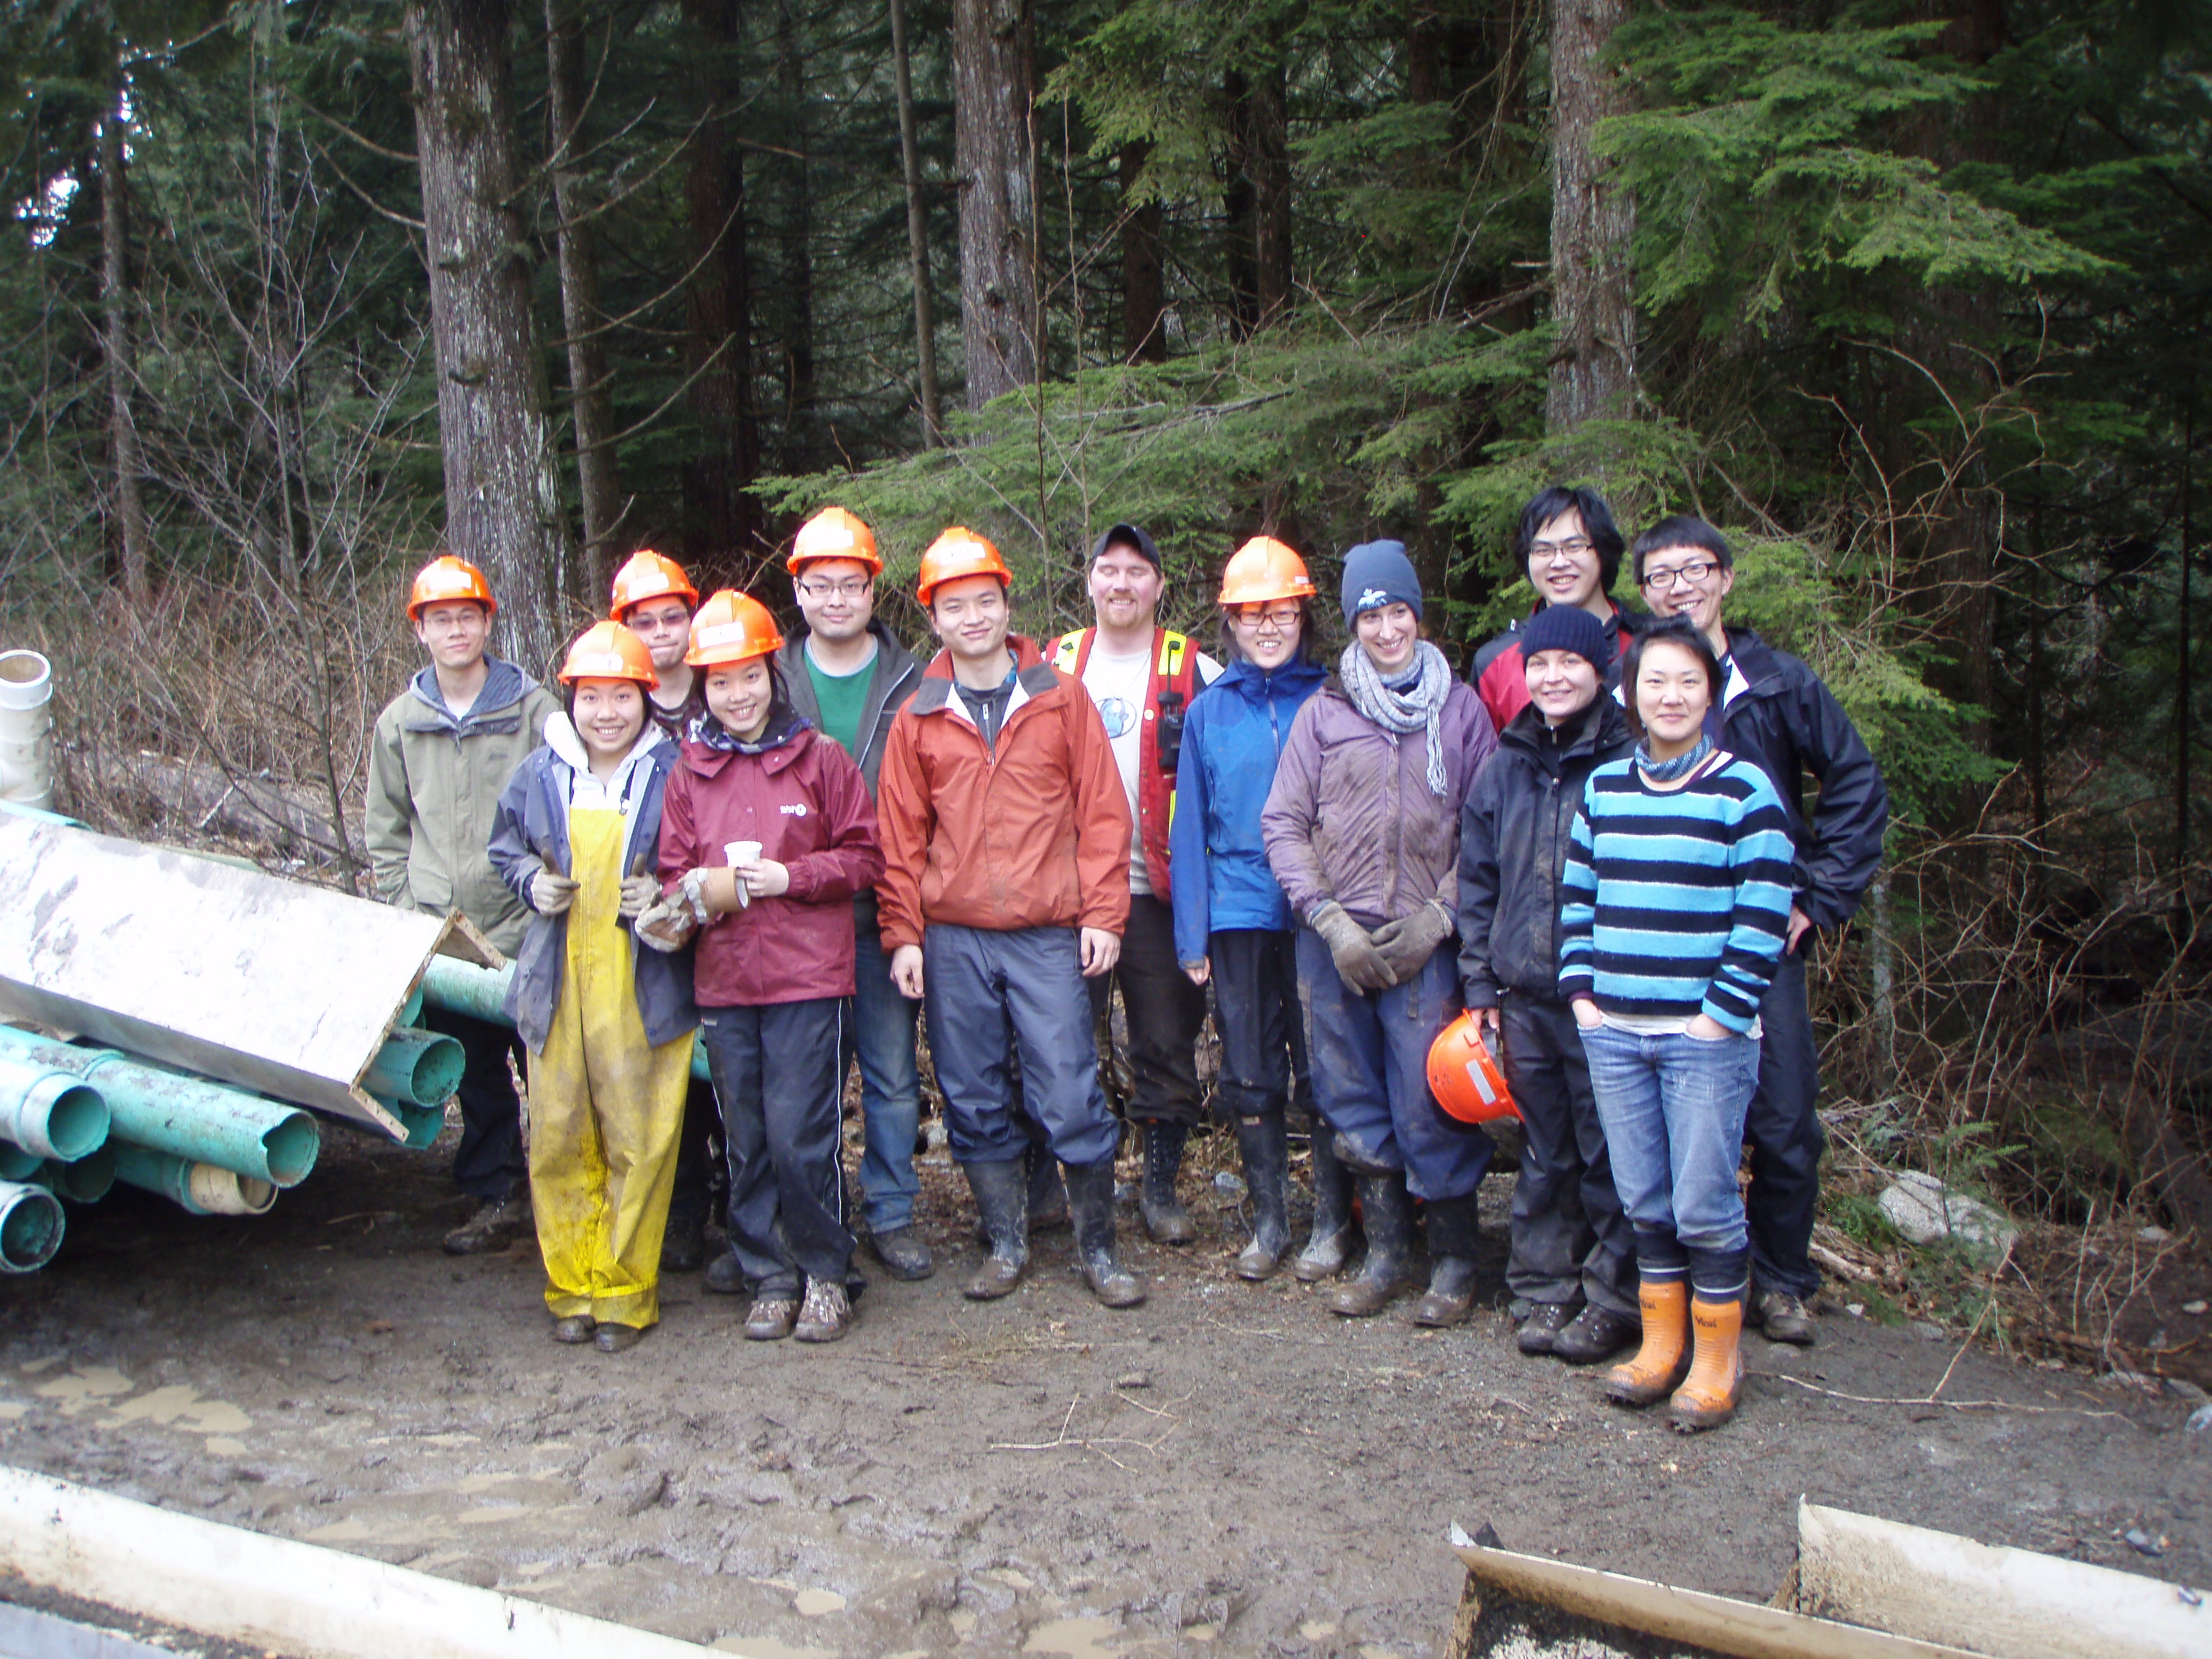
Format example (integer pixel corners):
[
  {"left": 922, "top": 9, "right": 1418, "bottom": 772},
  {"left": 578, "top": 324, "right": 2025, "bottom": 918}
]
[{"left": 1558, "top": 619, "right": 1794, "bottom": 1431}]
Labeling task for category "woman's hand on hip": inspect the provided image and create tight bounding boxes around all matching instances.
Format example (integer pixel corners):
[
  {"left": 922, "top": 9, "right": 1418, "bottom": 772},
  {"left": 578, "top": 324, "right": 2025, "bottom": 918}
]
[{"left": 1684, "top": 1012, "right": 1733, "bottom": 1042}]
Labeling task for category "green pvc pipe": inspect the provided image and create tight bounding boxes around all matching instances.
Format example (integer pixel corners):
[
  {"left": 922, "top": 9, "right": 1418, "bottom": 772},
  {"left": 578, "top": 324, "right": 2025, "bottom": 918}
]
[
  {"left": 363, "top": 1025, "right": 465, "bottom": 1107},
  {"left": 420, "top": 954, "right": 711, "bottom": 1083},
  {"left": 0, "top": 1179, "right": 64, "bottom": 1272},
  {"left": 0, "top": 1026, "right": 317, "bottom": 1187},
  {"left": 0, "top": 1141, "right": 40, "bottom": 1182},
  {"left": 111, "top": 1142, "right": 276, "bottom": 1216},
  {"left": 371, "top": 1095, "right": 448, "bottom": 1150},
  {"left": 0, "top": 1051, "right": 109, "bottom": 1161},
  {"left": 37, "top": 1143, "right": 114, "bottom": 1202},
  {"left": 398, "top": 984, "right": 425, "bottom": 1027}
]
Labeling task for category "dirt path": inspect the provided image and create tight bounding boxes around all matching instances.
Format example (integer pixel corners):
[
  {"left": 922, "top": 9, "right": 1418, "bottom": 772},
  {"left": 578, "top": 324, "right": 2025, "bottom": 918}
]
[{"left": 1, "top": 1125, "right": 2200, "bottom": 1658}]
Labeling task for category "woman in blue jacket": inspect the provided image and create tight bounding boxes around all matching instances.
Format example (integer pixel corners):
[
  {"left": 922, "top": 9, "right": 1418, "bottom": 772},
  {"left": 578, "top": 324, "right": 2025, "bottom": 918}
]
[{"left": 1169, "top": 538, "right": 1337, "bottom": 1280}]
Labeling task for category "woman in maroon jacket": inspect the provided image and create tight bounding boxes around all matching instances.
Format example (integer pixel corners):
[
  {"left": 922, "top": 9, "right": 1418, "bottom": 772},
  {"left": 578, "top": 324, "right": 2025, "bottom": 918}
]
[{"left": 657, "top": 590, "right": 884, "bottom": 1344}]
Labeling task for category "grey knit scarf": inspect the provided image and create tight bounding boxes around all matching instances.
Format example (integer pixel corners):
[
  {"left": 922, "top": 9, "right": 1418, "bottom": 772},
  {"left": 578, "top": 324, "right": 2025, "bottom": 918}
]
[{"left": 1339, "top": 639, "right": 1454, "bottom": 796}]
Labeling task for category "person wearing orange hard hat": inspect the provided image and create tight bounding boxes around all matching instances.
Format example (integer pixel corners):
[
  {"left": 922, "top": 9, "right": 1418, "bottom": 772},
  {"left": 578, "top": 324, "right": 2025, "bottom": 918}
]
[
  {"left": 654, "top": 590, "right": 884, "bottom": 1346},
  {"left": 770, "top": 508, "right": 934, "bottom": 1283},
  {"left": 1165, "top": 536, "right": 1336, "bottom": 1283},
  {"left": 1456, "top": 602, "right": 1640, "bottom": 1366},
  {"left": 487, "top": 621, "right": 695, "bottom": 1354},
  {"left": 607, "top": 548, "right": 721, "bottom": 1279},
  {"left": 368, "top": 554, "right": 561, "bottom": 1257},
  {"left": 876, "top": 528, "right": 1146, "bottom": 1310}
]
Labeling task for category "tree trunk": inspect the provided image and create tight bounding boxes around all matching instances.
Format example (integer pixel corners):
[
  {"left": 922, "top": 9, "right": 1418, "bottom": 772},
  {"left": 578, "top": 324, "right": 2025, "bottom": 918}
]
[
  {"left": 681, "top": 0, "right": 760, "bottom": 565},
  {"left": 951, "top": 0, "right": 1038, "bottom": 408},
  {"left": 545, "top": 0, "right": 629, "bottom": 592},
  {"left": 776, "top": 0, "right": 818, "bottom": 471},
  {"left": 1120, "top": 141, "right": 1166, "bottom": 363},
  {"left": 403, "top": 0, "right": 569, "bottom": 675},
  {"left": 1223, "top": 71, "right": 1258, "bottom": 337},
  {"left": 1544, "top": 0, "right": 1637, "bottom": 431},
  {"left": 98, "top": 66, "right": 151, "bottom": 606},
  {"left": 1251, "top": 61, "right": 1292, "bottom": 327},
  {"left": 889, "top": 0, "right": 943, "bottom": 441}
]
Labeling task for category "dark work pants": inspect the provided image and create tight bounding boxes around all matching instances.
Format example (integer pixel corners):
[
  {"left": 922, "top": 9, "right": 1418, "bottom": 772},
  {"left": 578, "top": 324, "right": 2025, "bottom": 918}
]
[
  {"left": 420, "top": 1004, "right": 526, "bottom": 1203},
  {"left": 1209, "top": 928, "right": 1305, "bottom": 1121},
  {"left": 664, "top": 1076, "right": 720, "bottom": 1236},
  {"left": 1743, "top": 951, "right": 1825, "bottom": 1299},
  {"left": 1500, "top": 995, "right": 1637, "bottom": 1316},
  {"left": 1087, "top": 892, "right": 1208, "bottom": 1128},
  {"left": 698, "top": 999, "right": 853, "bottom": 1295}
]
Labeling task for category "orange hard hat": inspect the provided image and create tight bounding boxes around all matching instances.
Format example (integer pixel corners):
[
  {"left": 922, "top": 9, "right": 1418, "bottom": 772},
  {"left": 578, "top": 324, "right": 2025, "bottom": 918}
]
[
  {"left": 788, "top": 506, "right": 882, "bottom": 575},
  {"left": 1426, "top": 1011, "right": 1519, "bottom": 1126},
  {"left": 1218, "top": 536, "right": 1317, "bottom": 606},
  {"left": 609, "top": 549, "right": 699, "bottom": 619},
  {"left": 916, "top": 526, "right": 1012, "bottom": 606},
  {"left": 408, "top": 554, "right": 496, "bottom": 619},
  {"left": 559, "top": 619, "right": 660, "bottom": 688},
  {"left": 685, "top": 589, "right": 786, "bottom": 668}
]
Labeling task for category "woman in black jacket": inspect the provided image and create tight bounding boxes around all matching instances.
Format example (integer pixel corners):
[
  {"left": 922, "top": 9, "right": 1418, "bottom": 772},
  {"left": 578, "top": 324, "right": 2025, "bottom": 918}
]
[{"left": 1455, "top": 605, "right": 1640, "bottom": 1363}]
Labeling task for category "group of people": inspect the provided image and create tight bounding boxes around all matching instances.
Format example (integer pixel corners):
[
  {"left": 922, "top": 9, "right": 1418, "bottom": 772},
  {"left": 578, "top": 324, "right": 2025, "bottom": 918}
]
[{"left": 364, "top": 483, "right": 1886, "bottom": 1433}]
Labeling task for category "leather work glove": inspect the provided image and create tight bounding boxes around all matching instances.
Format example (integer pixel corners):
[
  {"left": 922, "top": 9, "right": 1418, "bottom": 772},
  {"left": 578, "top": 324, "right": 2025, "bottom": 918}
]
[
  {"left": 634, "top": 897, "right": 696, "bottom": 953},
  {"left": 617, "top": 872, "right": 660, "bottom": 922},
  {"left": 678, "top": 865, "right": 747, "bottom": 922},
  {"left": 530, "top": 868, "right": 580, "bottom": 917},
  {"left": 1310, "top": 901, "right": 1393, "bottom": 994},
  {"left": 1370, "top": 900, "right": 1453, "bottom": 986}
]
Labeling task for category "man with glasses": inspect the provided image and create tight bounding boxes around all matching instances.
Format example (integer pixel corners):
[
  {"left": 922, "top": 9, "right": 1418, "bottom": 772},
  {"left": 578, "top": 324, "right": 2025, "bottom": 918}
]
[
  {"left": 1470, "top": 486, "right": 1647, "bottom": 735},
  {"left": 1051, "top": 524, "right": 1221, "bottom": 1246},
  {"left": 772, "top": 508, "right": 932, "bottom": 1280},
  {"left": 1632, "top": 514, "right": 1889, "bottom": 1348}
]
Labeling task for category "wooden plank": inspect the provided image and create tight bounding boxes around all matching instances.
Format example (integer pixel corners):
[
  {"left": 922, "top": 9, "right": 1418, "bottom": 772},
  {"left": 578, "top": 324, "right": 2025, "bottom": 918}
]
[
  {"left": 1450, "top": 1534, "right": 1993, "bottom": 1659},
  {"left": 1797, "top": 1501, "right": 2208, "bottom": 1659}
]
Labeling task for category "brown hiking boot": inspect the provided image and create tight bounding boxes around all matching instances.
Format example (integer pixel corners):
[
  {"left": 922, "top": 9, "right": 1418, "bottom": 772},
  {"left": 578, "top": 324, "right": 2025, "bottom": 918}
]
[
  {"left": 442, "top": 1193, "right": 531, "bottom": 1256},
  {"left": 1604, "top": 1280, "right": 1691, "bottom": 1407},
  {"left": 1669, "top": 1298, "right": 1745, "bottom": 1432},
  {"left": 794, "top": 1280, "right": 852, "bottom": 1344}
]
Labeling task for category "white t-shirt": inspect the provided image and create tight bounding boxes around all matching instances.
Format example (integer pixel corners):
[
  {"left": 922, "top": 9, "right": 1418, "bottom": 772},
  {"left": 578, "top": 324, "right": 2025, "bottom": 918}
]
[{"left": 1079, "top": 638, "right": 1219, "bottom": 896}]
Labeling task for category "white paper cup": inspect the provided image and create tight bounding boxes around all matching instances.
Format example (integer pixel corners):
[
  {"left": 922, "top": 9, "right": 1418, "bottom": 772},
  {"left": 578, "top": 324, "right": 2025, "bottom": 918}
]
[{"left": 723, "top": 841, "right": 762, "bottom": 907}]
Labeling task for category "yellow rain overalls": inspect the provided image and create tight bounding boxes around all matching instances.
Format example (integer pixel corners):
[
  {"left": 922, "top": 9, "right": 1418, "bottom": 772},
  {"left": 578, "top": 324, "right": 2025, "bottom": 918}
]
[{"left": 526, "top": 807, "right": 693, "bottom": 1328}]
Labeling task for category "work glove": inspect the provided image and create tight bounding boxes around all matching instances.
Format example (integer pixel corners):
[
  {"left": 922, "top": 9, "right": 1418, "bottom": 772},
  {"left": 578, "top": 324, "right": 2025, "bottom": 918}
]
[
  {"left": 678, "top": 865, "right": 746, "bottom": 922},
  {"left": 617, "top": 873, "right": 660, "bottom": 922},
  {"left": 1370, "top": 900, "right": 1453, "bottom": 986},
  {"left": 634, "top": 897, "right": 696, "bottom": 953},
  {"left": 530, "top": 868, "right": 579, "bottom": 917},
  {"left": 1309, "top": 901, "right": 1393, "bottom": 994}
]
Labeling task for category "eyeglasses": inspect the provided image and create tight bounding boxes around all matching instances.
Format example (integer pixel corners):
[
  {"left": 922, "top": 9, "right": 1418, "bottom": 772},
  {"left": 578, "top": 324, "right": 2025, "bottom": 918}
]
[
  {"left": 1228, "top": 604, "right": 1303, "bottom": 630},
  {"left": 1640, "top": 559, "right": 1720, "bottom": 590},
  {"left": 1530, "top": 537, "right": 1595, "bottom": 562},
  {"left": 796, "top": 577, "right": 872, "bottom": 601}
]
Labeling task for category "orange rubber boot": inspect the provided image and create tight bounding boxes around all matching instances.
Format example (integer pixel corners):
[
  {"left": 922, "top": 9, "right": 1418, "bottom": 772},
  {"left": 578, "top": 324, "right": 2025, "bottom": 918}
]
[
  {"left": 1668, "top": 1297, "right": 1745, "bottom": 1431},
  {"left": 1602, "top": 1280, "right": 1691, "bottom": 1408}
]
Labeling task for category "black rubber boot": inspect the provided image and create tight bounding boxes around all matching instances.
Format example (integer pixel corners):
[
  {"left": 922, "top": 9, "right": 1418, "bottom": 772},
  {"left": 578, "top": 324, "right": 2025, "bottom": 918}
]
[
  {"left": 1327, "top": 1169, "right": 1413, "bottom": 1317},
  {"left": 961, "top": 1158, "right": 1030, "bottom": 1300},
  {"left": 1028, "top": 1136, "right": 1070, "bottom": 1231},
  {"left": 1233, "top": 1115, "right": 1291, "bottom": 1281},
  {"left": 1411, "top": 1193, "right": 1483, "bottom": 1327},
  {"left": 1065, "top": 1159, "right": 1146, "bottom": 1308},
  {"left": 1138, "top": 1121, "right": 1195, "bottom": 1245},
  {"left": 1294, "top": 1124, "right": 1357, "bottom": 1282}
]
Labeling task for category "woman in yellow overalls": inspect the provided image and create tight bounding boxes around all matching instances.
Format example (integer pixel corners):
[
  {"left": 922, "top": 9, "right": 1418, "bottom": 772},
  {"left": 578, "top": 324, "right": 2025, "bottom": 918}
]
[{"left": 489, "top": 621, "right": 698, "bottom": 1352}]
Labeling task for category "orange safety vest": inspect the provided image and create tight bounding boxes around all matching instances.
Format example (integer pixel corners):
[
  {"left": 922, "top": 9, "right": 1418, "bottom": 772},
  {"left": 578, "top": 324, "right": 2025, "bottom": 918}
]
[{"left": 1051, "top": 626, "right": 1197, "bottom": 894}]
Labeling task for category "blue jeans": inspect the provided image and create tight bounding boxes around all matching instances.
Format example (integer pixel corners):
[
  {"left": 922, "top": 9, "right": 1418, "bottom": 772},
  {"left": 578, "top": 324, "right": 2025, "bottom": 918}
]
[
  {"left": 1579, "top": 1022, "right": 1759, "bottom": 1293},
  {"left": 848, "top": 901, "right": 922, "bottom": 1232},
  {"left": 1295, "top": 930, "right": 1491, "bottom": 1202}
]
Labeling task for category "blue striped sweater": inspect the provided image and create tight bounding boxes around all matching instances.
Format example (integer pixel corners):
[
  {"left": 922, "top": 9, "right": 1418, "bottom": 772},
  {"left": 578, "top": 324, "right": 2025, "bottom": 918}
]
[{"left": 1556, "top": 748, "right": 1796, "bottom": 1033}]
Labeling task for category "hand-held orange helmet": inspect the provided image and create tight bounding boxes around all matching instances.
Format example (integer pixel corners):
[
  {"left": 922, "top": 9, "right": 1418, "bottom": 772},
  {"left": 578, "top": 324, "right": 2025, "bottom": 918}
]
[
  {"left": 915, "top": 527, "right": 1012, "bottom": 605},
  {"left": 788, "top": 507, "right": 883, "bottom": 575},
  {"left": 1218, "top": 536, "right": 1316, "bottom": 606},
  {"left": 408, "top": 554, "right": 496, "bottom": 619},
  {"left": 559, "top": 620, "right": 660, "bottom": 688},
  {"left": 685, "top": 590, "right": 786, "bottom": 667},
  {"left": 1426, "top": 1010, "right": 1519, "bottom": 1125},
  {"left": 609, "top": 549, "right": 699, "bottom": 618}
]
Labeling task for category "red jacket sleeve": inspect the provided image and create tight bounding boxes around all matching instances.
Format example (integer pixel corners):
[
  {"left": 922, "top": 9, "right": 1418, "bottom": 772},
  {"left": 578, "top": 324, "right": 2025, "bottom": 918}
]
[
  {"left": 874, "top": 712, "right": 932, "bottom": 951},
  {"left": 1063, "top": 674, "right": 1133, "bottom": 935},
  {"left": 658, "top": 760, "right": 700, "bottom": 891},
  {"left": 782, "top": 740, "right": 886, "bottom": 904}
]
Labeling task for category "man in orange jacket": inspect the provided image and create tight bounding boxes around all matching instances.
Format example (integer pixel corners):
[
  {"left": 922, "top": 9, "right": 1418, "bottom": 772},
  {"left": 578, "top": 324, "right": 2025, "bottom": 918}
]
[{"left": 876, "top": 529, "right": 1145, "bottom": 1310}]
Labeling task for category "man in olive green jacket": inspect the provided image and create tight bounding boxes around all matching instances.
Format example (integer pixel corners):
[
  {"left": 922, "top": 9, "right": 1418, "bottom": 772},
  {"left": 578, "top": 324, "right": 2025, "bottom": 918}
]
[{"left": 366, "top": 555, "right": 561, "bottom": 1254}]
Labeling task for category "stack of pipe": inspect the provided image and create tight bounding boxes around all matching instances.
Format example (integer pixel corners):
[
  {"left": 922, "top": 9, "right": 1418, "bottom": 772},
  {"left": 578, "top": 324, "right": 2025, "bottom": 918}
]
[{"left": 418, "top": 956, "right": 711, "bottom": 1083}]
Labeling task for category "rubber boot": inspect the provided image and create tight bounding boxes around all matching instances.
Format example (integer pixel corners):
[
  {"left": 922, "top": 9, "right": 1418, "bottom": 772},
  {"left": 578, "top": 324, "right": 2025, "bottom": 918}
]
[
  {"left": 961, "top": 1158, "right": 1030, "bottom": 1300},
  {"left": 1065, "top": 1159, "right": 1146, "bottom": 1308},
  {"left": 1233, "top": 1116, "right": 1291, "bottom": 1281},
  {"left": 1668, "top": 1296, "right": 1745, "bottom": 1432},
  {"left": 1327, "top": 1170, "right": 1412, "bottom": 1317},
  {"left": 1293, "top": 1124, "right": 1356, "bottom": 1282},
  {"left": 1604, "top": 1280, "right": 1692, "bottom": 1407},
  {"left": 1411, "top": 1193, "right": 1483, "bottom": 1327},
  {"left": 1028, "top": 1137, "right": 1070, "bottom": 1231},
  {"left": 1138, "top": 1120, "right": 1195, "bottom": 1245}
]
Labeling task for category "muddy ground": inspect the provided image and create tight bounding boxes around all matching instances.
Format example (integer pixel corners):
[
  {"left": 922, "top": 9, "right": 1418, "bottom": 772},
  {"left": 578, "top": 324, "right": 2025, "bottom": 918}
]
[{"left": 1, "top": 1120, "right": 2203, "bottom": 1659}]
